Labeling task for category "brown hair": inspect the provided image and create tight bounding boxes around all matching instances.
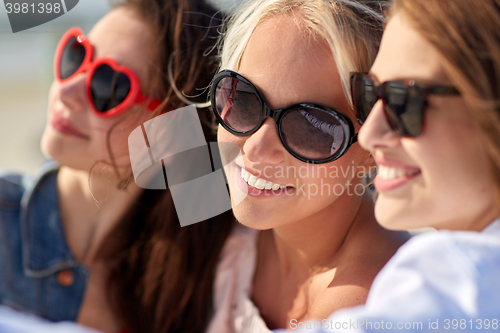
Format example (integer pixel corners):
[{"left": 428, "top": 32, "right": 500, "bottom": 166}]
[
  {"left": 391, "top": 0, "right": 500, "bottom": 202},
  {"left": 97, "top": 1, "right": 235, "bottom": 332}
]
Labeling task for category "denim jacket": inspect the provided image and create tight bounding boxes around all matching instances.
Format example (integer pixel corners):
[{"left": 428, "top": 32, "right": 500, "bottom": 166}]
[{"left": 0, "top": 160, "right": 89, "bottom": 321}]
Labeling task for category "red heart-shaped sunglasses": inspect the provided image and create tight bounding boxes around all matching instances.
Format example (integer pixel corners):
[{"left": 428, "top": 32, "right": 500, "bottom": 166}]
[{"left": 54, "top": 27, "right": 163, "bottom": 118}]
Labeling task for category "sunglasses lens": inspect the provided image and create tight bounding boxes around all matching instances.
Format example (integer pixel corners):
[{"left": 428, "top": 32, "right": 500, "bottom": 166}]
[
  {"left": 385, "top": 83, "right": 424, "bottom": 137},
  {"left": 281, "top": 107, "right": 345, "bottom": 161},
  {"left": 60, "top": 36, "right": 86, "bottom": 80},
  {"left": 352, "top": 74, "right": 377, "bottom": 124},
  {"left": 90, "top": 64, "right": 131, "bottom": 112},
  {"left": 214, "top": 77, "right": 262, "bottom": 133}
]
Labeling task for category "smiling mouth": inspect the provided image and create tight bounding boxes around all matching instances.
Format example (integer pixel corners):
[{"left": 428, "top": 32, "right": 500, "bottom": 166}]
[
  {"left": 377, "top": 165, "right": 421, "bottom": 179},
  {"left": 240, "top": 167, "right": 288, "bottom": 190}
]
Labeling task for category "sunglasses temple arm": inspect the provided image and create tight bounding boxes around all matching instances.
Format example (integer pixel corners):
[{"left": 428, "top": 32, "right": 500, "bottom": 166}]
[{"left": 350, "top": 134, "right": 358, "bottom": 145}]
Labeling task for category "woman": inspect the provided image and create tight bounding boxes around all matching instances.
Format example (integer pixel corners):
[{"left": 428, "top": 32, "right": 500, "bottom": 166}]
[
  {"left": 287, "top": 0, "right": 500, "bottom": 331},
  {"left": 206, "top": 0, "right": 409, "bottom": 331},
  {"left": 0, "top": 0, "right": 234, "bottom": 332}
]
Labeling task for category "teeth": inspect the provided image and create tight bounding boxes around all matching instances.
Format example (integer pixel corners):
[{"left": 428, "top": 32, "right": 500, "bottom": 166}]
[
  {"left": 254, "top": 178, "right": 266, "bottom": 190},
  {"left": 247, "top": 174, "right": 258, "bottom": 187},
  {"left": 378, "top": 166, "right": 413, "bottom": 179},
  {"left": 240, "top": 168, "right": 287, "bottom": 190}
]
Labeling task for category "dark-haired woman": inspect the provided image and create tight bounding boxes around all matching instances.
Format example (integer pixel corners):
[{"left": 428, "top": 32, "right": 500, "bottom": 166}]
[{"left": 0, "top": 1, "right": 234, "bottom": 332}]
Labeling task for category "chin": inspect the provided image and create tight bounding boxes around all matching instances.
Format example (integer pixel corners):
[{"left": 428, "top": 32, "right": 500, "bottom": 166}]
[
  {"left": 232, "top": 209, "right": 261, "bottom": 230},
  {"left": 233, "top": 207, "right": 291, "bottom": 231},
  {"left": 374, "top": 202, "right": 416, "bottom": 231},
  {"left": 231, "top": 205, "right": 271, "bottom": 230},
  {"left": 40, "top": 129, "right": 62, "bottom": 162},
  {"left": 41, "top": 135, "right": 88, "bottom": 171}
]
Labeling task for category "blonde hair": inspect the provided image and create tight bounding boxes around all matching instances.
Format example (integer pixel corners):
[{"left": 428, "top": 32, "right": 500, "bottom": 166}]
[
  {"left": 392, "top": 0, "right": 500, "bottom": 203},
  {"left": 218, "top": 0, "right": 389, "bottom": 106}
]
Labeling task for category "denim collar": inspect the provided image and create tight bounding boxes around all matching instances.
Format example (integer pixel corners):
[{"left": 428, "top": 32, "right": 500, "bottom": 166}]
[{"left": 20, "top": 160, "right": 81, "bottom": 278}]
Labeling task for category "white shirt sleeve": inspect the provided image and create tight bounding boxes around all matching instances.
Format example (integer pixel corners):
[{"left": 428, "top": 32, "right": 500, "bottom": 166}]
[{"left": 276, "top": 230, "right": 500, "bottom": 332}]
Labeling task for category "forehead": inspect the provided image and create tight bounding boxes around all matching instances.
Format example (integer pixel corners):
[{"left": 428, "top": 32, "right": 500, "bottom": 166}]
[
  {"left": 87, "top": 7, "right": 152, "bottom": 83},
  {"left": 370, "top": 12, "right": 449, "bottom": 84},
  {"left": 238, "top": 16, "right": 350, "bottom": 113}
]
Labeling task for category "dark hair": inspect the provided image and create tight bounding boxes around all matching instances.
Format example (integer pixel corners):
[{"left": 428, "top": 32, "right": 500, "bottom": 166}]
[{"left": 97, "top": 1, "right": 235, "bottom": 332}]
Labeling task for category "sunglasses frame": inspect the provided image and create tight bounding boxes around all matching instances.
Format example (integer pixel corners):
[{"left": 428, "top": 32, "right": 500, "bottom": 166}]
[
  {"left": 210, "top": 70, "right": 358, "bottom": 164},
  {"left": 54, "top": 27, "right": 162, "bottom": 118},
  {"left": 350, "top": 72, "right": 460, "bottom": 137}
]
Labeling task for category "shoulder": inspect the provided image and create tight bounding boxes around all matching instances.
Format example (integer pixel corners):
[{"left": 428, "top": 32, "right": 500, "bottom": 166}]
[
  {"left": 330, "top": 225, "right": 410, "bottom": 295},
  {"left": 365, "top": 230, "right": 500, "bottom": 317},
  {"left": 0, "top": 170, "right": 31, "bottom": 209},
  {"left": 0, "top": 161, "right": 59, "bottom": 209}
]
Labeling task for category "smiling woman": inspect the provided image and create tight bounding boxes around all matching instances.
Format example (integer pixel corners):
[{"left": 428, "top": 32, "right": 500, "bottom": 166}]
[
  {"left": 206, "top": 1, "right": 410, "bottom": 332},
  {"left": 280, "top": 1, "right": 500, "bottom": 332},
  {"left": 357, "top": 13, "right": 497, "bottom": 231},
  {"left": 0, "top": 0, "right": 235, "bottom": 333}
]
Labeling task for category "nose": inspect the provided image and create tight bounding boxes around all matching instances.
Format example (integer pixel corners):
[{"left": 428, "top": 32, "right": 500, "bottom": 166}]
[
  {"left": 358, "top": 100, "right": 400, "bottom": 152},
  {"left": 56, "top": 74, "right": 88, "bottom": 113},
  {"left": 243, "top": 117, "right": 286, "bottom": 164}
]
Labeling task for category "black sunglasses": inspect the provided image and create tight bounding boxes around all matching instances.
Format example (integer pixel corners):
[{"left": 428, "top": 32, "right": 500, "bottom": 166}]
[
  {"left": 350, "top": 72, "right": 460, "bottom": 137},
  {"left": 209, "top": 70, "right": 358, "bottom": 164}
]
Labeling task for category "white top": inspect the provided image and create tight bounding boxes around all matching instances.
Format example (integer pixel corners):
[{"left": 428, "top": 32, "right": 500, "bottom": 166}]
[
  {"left": 206, "top": 224, "right": 272, "bottom": 333},
  {"left": 278, "top": 219, "right": 500, "bottom": 333}
]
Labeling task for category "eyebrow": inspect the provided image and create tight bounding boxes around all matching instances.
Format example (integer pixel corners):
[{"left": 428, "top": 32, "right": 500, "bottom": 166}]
[{"left": 366, "top": 72, "right": 453, "bottom": 87}]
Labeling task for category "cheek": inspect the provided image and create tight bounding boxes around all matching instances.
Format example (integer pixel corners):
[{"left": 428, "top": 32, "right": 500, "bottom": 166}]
[
  {"left": 300, "top": 146, "right": 371, "bottom": 201},
  {"left": 93, "top": 110, "right": 152, "bottom": 162},
  {"left": 46, "top": 82, "right": 59, "bottom": 115},
  {"left": 217, "top": 125, "right": 237, "bottom": 143},
  {"left": 217, "top": 124, "right": 245, "bottom": 157},
  {"left": 415, "top": 104, "right": 487, "bottom": 186},
  {"left": 322, "top": 145, "right": 371, "bottom": 184},
  {"left": 395, "top": 105, "right": 495, "bottom": 228}
]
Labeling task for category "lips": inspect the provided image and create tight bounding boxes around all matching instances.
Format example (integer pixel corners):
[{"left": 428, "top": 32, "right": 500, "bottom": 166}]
[
  {"left": 50, "top": 112, "right": 89, "bottom": 139},
  {"left": 373, "top": 153, "right": 421, "bottom": 192}
]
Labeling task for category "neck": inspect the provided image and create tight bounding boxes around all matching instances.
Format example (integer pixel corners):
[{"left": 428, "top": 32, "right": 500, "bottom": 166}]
[
  {"left": 57, "top": 165, "right": 142, "bottom": 265},
  {"left": 269, "top": 192, "right": 376, "bottom": 279}
]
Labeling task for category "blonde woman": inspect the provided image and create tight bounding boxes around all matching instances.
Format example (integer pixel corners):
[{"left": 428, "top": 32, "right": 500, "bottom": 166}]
[
  {"left": 207, "top": 1, "right": 409, "bottom": 332},
  {"left": 286, "top": 0, "right": 500, "bottom": 332}
]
